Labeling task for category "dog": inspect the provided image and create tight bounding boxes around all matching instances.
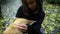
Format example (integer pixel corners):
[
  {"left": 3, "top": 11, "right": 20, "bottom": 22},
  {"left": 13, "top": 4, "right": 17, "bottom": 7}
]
[{"left": 3, "top": 18, "right": 35, "bottom": 34}]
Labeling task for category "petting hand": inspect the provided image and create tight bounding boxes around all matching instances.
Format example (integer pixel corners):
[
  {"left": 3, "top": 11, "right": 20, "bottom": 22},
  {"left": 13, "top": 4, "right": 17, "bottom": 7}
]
[{"left": 17, "top": 23, "right": 28, "bottom": 32}]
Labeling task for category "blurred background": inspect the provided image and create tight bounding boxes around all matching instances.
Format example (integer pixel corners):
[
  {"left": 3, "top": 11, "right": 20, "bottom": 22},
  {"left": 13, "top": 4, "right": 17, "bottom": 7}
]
[{"left": 0, "top": 0, "right": 60, "bottom": 34}]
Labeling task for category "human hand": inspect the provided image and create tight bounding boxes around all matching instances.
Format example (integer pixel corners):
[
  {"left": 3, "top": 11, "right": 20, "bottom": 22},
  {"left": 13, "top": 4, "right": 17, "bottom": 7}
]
[{"left": 17, "top": 23, "right": 28, "bottom": 32}]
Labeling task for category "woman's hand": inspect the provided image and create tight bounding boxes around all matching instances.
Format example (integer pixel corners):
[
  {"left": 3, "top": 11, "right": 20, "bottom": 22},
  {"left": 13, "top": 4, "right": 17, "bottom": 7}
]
[{"left": 17, "top": 23, "right": 28, "bottom": 32}]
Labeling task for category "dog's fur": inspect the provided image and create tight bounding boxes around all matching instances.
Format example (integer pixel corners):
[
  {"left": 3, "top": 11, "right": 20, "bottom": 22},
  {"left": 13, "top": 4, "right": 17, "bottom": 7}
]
[{"left": 3, "top": 18, "right": 34, "bottom": 34}]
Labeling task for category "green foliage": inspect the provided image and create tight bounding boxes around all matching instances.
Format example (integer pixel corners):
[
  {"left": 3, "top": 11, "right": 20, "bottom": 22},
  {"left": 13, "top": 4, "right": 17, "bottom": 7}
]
[
  {"left": 0, "top": 7, "right": 3, "bottom": 19},
  {"left": 57, "top": 32, "right": 60, "bottom": 34},
  {"left": 0, "top": 19, "right": 6, "bottom": 34},
  {"left": 0, "top": 18, "right": 14, "bottom": 34},
  {"left": 42, "top": 2, "right": 60, "bottom": 34},
  {"left": 46, "top": 0, "right": 60, "bottom": 4}
]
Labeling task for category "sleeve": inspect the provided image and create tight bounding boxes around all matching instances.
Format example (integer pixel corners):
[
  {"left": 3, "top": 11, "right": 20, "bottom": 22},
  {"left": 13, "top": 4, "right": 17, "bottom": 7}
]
[
  {"left": 15, "top": 6, "right": 23, "bottom": 18},
  {"left": 27, "top": 11, "right": 45, "bottom": 34},
  {"left": 37, "top": 11, "right": 45, "bottom": 25}
]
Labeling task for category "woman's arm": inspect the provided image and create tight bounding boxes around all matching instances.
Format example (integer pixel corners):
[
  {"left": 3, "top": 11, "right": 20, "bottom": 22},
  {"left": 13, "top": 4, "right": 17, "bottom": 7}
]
[{"left": 27, "top": 11, "right": 45, "bottom": 34}]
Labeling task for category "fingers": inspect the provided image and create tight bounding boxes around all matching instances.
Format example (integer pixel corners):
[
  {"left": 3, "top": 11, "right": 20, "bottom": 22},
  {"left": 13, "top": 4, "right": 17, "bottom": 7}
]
[
  {"left": 17, "top": 24, "right": 27, "bottom": 28},
  {"left": 17, "top": 24, "right": 28, "bottom": 32},
  {"left": 17, "top": 26, "right": 27, "bottom": 29}
]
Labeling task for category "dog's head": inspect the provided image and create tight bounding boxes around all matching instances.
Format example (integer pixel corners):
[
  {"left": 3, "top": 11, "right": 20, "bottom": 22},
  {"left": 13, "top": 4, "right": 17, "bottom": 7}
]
[{"left": 14, "top": 18, "right": 35, "bottom": 25}]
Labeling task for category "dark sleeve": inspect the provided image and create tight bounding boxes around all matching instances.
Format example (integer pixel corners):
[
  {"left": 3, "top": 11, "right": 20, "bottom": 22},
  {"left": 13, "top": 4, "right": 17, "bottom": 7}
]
[
  {"left": 28, "top": 11, "right": 45, "bottom": 34},
  {"left": 15, "top": 6, "right": 23, "bottom": 18},
  {"left": 38, "top": 11, "right": 45, "bottom": 25},
  {"left": 34, "top": 11, "right": 45, "bottom": 34}
]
